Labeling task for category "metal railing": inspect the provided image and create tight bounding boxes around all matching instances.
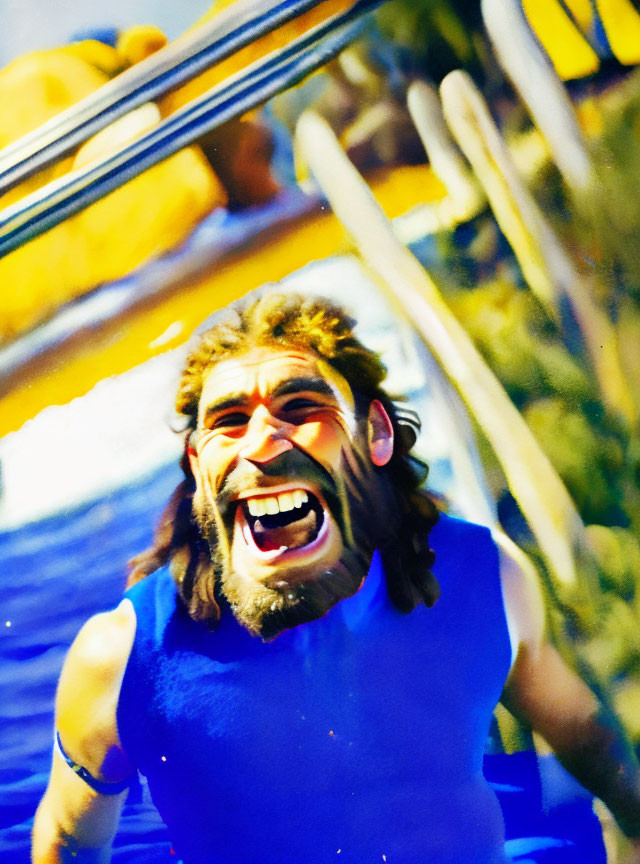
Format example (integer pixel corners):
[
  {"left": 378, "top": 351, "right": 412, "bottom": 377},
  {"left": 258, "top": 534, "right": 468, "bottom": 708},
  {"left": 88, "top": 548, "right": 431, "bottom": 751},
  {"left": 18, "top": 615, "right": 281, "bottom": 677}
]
[{"left": 0, "top": 0, "right": 381, "bottom": 258}]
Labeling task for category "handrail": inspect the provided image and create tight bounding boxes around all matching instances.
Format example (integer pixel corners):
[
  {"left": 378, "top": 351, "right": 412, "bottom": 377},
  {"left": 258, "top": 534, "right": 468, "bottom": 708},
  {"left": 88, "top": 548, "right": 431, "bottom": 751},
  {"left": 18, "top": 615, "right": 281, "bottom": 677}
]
[
  {"left": 0, "top": 0, "right": 380, "bottom": 260},
  {"left": 0, "top": 0, "right": 341, "bottom": 195}
]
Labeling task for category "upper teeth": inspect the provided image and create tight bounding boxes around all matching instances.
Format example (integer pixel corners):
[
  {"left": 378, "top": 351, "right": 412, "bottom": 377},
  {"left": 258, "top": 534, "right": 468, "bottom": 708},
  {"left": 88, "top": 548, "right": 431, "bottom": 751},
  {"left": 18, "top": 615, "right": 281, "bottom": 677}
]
[{"left": 246, "top": 490, "right": 309, "bottom": 517}]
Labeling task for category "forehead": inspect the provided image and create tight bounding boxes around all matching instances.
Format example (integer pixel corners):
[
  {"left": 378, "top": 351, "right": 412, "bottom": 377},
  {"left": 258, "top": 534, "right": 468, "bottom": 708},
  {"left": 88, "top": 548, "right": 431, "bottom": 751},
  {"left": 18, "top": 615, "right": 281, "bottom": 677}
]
[{"left": 198, "top": 346, "right": 352, "bottom": 409}]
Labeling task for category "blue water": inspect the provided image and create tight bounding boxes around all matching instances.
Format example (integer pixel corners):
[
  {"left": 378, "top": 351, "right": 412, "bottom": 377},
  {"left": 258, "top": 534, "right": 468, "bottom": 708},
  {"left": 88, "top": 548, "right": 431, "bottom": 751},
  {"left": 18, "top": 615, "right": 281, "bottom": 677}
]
[
  {"left": 0, "top": 462, "right": 181, "bottom": 862},
  {"left": 0, "top": 461, "right": 606, "bottom": 862}
]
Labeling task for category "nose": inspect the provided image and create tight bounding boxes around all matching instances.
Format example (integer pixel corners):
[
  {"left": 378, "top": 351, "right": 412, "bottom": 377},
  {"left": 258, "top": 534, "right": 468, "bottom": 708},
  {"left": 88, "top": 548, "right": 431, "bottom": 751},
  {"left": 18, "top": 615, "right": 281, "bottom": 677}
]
[{"left": 239, "top": 406, "right": 293, "bottom": 464}]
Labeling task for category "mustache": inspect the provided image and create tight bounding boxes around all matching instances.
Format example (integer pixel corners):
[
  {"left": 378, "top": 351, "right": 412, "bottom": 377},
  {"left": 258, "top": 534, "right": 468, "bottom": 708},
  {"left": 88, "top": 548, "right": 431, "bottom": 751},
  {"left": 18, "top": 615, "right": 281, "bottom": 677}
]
[{"left": 215, "top": 447, "right": 343, "bottom": 528}]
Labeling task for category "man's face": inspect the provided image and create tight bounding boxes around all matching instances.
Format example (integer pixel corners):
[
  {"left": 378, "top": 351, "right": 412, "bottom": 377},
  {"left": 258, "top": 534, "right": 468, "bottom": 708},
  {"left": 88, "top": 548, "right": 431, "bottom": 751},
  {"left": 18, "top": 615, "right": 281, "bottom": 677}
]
[{"left": 189, "top": 345, "right": 392, "bottom": 638}]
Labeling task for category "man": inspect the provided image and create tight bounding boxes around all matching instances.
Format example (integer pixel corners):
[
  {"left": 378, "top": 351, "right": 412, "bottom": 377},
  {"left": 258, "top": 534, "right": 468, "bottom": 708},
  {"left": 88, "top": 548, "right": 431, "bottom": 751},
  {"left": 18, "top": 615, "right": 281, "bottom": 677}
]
[{"left": 33, "top": 292, "right": 640, "bottom": 863}]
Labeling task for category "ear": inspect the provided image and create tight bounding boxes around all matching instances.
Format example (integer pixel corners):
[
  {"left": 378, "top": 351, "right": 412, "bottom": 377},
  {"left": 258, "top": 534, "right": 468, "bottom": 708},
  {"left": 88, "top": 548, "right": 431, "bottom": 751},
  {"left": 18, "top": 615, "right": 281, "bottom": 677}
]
[{"left": 367, "top": 400, "right": 394, "bottom": 467}]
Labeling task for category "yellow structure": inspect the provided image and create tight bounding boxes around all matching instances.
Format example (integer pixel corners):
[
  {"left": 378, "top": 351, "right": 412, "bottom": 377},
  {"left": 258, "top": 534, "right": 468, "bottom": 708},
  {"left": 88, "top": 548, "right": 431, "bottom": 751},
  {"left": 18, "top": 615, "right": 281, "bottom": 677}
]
[
  {"left": 0, "top": 39, "right": 224, "bottom": 343},
  {"left": 0, "top": 165, "right": 443, "bottom": 437},
  {"left": 0, "top": 0, "right": 374, "bottom": 344},
  {"left": 523, "top": 0, "right": 640, "bottom": 79}
]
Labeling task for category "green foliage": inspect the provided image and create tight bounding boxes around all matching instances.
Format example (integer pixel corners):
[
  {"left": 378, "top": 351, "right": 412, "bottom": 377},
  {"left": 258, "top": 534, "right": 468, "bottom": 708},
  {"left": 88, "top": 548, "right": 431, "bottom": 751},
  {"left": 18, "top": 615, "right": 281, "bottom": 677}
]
[
  {"left": 523, "top": 398, "right": 626, "bottom": 526},
  {"left": 578, "top": 79, "right": 640, "bottom": 299},
  {"left": 448, "top": 279, "right": 593, "bottom": 407},
  {"left": 581, "top": 595, "right": 640, "bottom": 679},
  {"left": 376, "top": 0, "right": 485, "bottom": 82},
  {"left": 587, "top": 525, "right": 640, "bottom": 599}
]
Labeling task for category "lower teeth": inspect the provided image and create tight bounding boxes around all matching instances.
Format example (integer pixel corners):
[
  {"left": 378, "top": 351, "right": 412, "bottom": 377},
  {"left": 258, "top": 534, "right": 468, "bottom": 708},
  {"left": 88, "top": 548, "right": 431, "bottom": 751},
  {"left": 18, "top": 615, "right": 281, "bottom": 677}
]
[{"left": 248, "top": 506, "right": 320, "bottom": 552}]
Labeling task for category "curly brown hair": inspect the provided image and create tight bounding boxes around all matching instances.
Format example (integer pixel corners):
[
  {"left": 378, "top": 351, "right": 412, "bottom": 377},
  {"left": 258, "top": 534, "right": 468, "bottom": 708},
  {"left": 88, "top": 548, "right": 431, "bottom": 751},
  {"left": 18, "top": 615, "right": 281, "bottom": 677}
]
[{"left": 128, "top": 291, "right": 440, "bottom": 623}]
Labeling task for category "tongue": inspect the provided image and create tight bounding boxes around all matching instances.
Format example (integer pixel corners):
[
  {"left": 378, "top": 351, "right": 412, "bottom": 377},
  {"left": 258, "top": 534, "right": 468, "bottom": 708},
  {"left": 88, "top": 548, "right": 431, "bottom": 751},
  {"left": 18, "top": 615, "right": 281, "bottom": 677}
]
[{"left": 252, "top": 509, "right": 318, "bottom": 552}]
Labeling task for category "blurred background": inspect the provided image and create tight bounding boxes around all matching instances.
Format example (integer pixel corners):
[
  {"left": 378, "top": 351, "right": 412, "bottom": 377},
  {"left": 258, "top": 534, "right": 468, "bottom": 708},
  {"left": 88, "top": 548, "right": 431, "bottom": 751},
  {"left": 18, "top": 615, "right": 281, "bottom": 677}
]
[
  {"left": 0, "top": 1, "right": 211, "bottom": 66},
  {"left": 1, "top": 0, "right": 640, "bottom": 861}
]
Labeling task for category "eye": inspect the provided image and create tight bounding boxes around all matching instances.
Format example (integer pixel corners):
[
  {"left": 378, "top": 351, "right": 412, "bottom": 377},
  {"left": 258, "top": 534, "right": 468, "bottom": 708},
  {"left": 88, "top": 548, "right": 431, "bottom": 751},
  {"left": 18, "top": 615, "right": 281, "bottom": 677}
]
[
  {"left": 211, "top": 412, "right": 250, "bottom": 430},
  {"left": 281, "top": 397, "right": 321, "bottom": 412},
  {"left": 278, "top": 397, "right": 330, "bottom": 425}
]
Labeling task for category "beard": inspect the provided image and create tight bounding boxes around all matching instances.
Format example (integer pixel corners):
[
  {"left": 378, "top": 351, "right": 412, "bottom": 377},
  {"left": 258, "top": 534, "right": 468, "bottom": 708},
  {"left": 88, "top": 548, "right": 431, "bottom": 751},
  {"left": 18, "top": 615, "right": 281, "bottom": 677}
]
[{"left": 193, "top": 439, "right": 397, "bottom": 641}]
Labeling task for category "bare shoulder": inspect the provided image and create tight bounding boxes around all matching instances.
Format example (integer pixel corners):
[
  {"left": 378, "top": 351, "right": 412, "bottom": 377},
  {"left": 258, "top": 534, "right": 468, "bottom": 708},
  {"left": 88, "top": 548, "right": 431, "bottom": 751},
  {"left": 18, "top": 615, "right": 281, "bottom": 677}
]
[
  {"left": 62, "top": 599, "right": 136, "bottom": 680},
  {"left": 56, "top": 599, "right": 137, "bottom": 779},
  {"left": 492, "top": 530, "right": 546, "bottom": 668},
  {"left": 32, "top": 603, "right": 136, "bottom": 859}
]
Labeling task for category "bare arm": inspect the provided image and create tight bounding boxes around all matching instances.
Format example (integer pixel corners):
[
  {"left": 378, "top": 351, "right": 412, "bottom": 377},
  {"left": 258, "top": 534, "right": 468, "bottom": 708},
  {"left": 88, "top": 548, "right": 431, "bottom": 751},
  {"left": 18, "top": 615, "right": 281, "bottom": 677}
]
[
  {"left": 32, "top": 600, "right": 137, "bottom": 864},
  {"left": 496, "top": 533, "right": 640, "bottom": 843}
]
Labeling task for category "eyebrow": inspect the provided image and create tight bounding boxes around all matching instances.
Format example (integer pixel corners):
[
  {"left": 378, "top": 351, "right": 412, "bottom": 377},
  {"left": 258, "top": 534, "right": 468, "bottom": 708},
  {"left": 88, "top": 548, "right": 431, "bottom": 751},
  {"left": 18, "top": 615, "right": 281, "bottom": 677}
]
[
  {"left": 202, "top": 393, "right": 250, "bottom": 424},
  {"left": 270, "top": 377, "right": 335, "bottom": 400},
  {"left": 201, "top": 377, "right": 336, "bottom": 425}
]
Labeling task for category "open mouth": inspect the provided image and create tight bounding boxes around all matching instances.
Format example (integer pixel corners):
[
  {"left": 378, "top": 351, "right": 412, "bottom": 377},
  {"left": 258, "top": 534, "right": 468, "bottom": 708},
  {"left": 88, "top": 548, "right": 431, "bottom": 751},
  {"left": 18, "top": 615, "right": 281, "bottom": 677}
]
[{"left": 239, "top": 489, "right": 326, "bottom": 554}]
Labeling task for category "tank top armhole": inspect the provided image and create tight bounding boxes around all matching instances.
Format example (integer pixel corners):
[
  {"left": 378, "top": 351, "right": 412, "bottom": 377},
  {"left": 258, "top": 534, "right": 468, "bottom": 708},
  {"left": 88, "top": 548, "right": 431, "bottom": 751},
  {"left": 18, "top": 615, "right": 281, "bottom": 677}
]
[
  {"left": 432, "top": 513, "right": 513, "bottom": 684},
  {"left": 117, "top": 566, "right": 177, "bottom": 770}
]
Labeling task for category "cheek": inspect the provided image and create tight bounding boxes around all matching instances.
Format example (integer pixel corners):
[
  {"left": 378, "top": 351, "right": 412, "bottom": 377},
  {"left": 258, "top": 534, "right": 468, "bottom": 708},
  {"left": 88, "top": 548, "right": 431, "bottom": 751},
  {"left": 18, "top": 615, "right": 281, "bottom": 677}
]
[
  {"left": 198, "top": 439, "right": 239, "bottom": 492},
  {"left": 290, "top": 421, "right": 347, "bottom": 468}
]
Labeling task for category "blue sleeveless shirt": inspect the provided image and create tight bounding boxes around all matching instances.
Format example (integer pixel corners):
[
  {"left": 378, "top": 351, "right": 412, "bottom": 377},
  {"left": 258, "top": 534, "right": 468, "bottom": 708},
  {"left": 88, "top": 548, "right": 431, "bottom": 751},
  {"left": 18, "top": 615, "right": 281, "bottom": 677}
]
[{"left": 118, "top": 514, "right": 512, "bottom": 864}]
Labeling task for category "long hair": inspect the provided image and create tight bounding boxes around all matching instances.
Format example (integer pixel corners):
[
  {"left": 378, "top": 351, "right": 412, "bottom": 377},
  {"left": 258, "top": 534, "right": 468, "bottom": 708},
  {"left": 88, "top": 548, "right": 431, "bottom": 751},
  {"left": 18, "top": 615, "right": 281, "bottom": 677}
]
[{"left": 127, "top": 292, "right": 440, "bottom": 623}]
